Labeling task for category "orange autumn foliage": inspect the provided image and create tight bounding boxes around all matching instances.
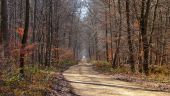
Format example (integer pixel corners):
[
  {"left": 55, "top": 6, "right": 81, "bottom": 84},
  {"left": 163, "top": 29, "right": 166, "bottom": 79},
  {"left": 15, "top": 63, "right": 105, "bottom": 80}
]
[
  {"left": 11, "top": 43, "right": 37, "bottom": 58},
  {"left": 25, "top": 44, "right": 37, "bottom": 51},
  {"left": 16, "top": 28, "right": 24, "bottom": 36},
  {"left": 52, "top": 48, "right": 74, "bottom": 61}
]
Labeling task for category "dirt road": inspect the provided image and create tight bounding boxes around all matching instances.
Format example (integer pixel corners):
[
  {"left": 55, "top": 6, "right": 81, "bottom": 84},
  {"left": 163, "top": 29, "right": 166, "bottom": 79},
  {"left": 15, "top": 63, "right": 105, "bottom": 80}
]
[{"left": 63, "top": 62, "right": 170, "bottom": 96}]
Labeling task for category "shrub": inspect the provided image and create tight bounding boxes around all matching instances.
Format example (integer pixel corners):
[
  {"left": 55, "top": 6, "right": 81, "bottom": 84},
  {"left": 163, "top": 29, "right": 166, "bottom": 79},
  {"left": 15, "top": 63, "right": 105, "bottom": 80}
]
[
  {"left": 150, "top": 65, "right": 170, "bottom": 75},
  {"left": 93, "top": 61, "right": 129, "bottom": 74}
]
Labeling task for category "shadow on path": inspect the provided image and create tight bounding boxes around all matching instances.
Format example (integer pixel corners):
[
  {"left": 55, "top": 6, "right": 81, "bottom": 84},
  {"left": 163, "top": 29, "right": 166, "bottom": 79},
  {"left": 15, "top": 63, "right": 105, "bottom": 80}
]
[
  {"left": 67, "top": 80, "right": 168, "bottom": 93},
  {"left": 63, "top": 63, "right": 170, "bottom": 96}
]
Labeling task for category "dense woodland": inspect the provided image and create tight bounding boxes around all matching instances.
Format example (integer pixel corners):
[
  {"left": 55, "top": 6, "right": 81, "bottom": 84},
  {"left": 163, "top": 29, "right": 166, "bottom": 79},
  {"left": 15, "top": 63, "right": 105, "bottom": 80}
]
[{"left": 0, "top": 0, "right": 170, "bottom": 95}]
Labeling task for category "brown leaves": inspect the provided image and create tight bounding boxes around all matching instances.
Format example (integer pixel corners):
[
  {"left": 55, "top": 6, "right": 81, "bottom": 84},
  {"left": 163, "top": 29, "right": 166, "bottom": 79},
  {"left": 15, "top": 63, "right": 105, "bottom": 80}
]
[
  {"left": 22, "top": 44, "right": 37, "bottom": 56},
  {"left": 52, "top": 48, "right": 74, "bottom": 61},
  {"left": 11, "top": 43, "right": 37, "bottom": 58},
  {"left": 25, "top": 44, "right": 36, "bottom": 51},
  {"left": 134, "top": 20, "right": 140, "bottom": 29}
]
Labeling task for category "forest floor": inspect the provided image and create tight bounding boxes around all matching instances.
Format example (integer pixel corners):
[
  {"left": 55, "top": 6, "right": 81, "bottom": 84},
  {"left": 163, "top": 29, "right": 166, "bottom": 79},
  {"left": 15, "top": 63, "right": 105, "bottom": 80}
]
[
  {"left": 63, "top": 62, "right": 170, "bottom": 96},
  {"left": 92, "top": 61, "right": 170, "bottom": 92},
  {"left": 0, "top": 61, "right": 77, "bottom": 96}
]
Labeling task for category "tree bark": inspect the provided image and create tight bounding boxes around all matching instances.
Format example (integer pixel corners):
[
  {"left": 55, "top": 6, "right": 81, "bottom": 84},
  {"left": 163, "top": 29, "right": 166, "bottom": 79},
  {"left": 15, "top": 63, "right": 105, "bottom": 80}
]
[
  {"left": 105, "top": 3, "right": 109, "bottom": 62},
  {"left": 126, "top": 0, "right": 135, "bottom": 72},
  {"left": 19, "top": 0, "right": 30, "bottom": 78},
  {"left": 140, "top": 0, "right": 151, "bottom": 75},
  {"left": 1, "top": 0, "right": 9, "bottom": 58}
]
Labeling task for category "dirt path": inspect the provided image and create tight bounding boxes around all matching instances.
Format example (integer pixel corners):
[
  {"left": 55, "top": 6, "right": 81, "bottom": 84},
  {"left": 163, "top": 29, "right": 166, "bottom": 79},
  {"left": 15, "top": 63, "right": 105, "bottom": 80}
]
[{"left": 63, "top": 62, "right": 170, "bottom": 96}]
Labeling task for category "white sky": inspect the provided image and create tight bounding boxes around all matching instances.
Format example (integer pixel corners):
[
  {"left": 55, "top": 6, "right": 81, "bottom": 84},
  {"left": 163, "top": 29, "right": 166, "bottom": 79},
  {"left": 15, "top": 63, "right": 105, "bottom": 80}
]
[{"left": 79, "top": 0, "right": 89, "bottom": 21}]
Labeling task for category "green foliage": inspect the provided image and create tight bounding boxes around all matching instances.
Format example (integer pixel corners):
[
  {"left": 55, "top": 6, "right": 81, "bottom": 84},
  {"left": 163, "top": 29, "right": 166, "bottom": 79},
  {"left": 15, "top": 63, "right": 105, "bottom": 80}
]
[{"left": 25, "top": 66, "right": 40, "bottom": 74}]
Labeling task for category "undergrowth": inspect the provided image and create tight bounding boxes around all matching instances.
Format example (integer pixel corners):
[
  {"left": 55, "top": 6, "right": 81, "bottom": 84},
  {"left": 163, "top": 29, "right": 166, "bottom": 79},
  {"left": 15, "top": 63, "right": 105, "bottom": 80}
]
[
  {"left": 92, "top": 61, "right": 170, "bottom": 83},
  {"left": 92, "top": 61, "right": 129, "bottom": 74},
  {"left": 0, "top": 60, "right": 76, "bottom": 96}
]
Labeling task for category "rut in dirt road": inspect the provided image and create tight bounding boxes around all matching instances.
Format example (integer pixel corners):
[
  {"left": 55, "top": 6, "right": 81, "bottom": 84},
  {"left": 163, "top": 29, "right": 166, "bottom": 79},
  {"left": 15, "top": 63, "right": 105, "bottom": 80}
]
[{"left": 63, "top": 62, "right": 170, "bottom": 96}]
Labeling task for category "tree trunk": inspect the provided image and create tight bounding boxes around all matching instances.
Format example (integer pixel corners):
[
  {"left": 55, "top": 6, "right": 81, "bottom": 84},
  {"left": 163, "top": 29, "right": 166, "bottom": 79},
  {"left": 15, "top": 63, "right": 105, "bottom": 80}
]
[
  {"left": 140, "top": 0, "right": 151, "bottom": 75},
  {"left": 113, "top": 0, "right": 122, "bottom": 68},
  {"left": 105, "top": 4, "right": 109, "bottom": 62},
  {"left": 1, "top": 0, "right": 9, "bottom": 58},
  {"left": 19, "top": 0, "right": 30, "bottom": 78},
  {"left": 126, "top": 0, "right": 135, "bottom": 72},
  {"left": 149, "top": 0, "right": 159, "bottom": 65}
]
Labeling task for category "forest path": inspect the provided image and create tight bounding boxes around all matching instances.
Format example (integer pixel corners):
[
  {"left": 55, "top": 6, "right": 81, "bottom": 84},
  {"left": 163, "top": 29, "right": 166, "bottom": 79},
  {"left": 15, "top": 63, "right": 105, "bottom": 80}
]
[{"left": 63, "top": 62, "right": 170, "bottom": 96}]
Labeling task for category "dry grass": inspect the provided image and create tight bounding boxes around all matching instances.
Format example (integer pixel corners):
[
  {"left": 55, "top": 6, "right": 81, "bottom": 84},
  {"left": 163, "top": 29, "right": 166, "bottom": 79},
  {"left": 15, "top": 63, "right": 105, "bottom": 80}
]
[
  {"left": 0, "top": 60, "right": 77, "bottom": 96},
  {"left": 92, "top": 61, "right": 170, "bottom": 91}
]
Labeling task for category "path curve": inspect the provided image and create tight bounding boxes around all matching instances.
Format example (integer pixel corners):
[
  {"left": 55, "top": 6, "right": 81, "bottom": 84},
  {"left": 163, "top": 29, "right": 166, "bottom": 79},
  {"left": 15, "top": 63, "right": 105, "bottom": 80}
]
[{"left": 63, "top": 62, "right": 170, "bottom": 96}]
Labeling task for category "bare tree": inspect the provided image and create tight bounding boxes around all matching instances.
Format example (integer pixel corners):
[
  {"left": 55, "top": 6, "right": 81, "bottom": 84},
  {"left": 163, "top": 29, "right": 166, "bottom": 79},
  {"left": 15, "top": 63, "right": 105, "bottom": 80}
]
[
  {"left": 19, "top": 0, "right": 30, "bottom": 78},
  {"left": 140, "top": 0, "right": 151, "bottom": 75},
  {"left": 1, "top": 0, "right": 9, "bottom": 58},
  {"left": 126, "top": 0, "right": 135, "bottom": 72}
]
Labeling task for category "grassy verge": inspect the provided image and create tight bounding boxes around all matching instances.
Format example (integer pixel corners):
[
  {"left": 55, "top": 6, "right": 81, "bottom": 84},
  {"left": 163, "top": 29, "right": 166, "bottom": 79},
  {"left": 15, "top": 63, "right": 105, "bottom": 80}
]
[
  {"left": 92, "top": 61, "right": 170, "bottom": 91},
  {"left": 0, "top": 60, "right": 77, "bottom": 96},
  {"left": 55, "top": 60, "right": 77, "bottom": 72}
]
